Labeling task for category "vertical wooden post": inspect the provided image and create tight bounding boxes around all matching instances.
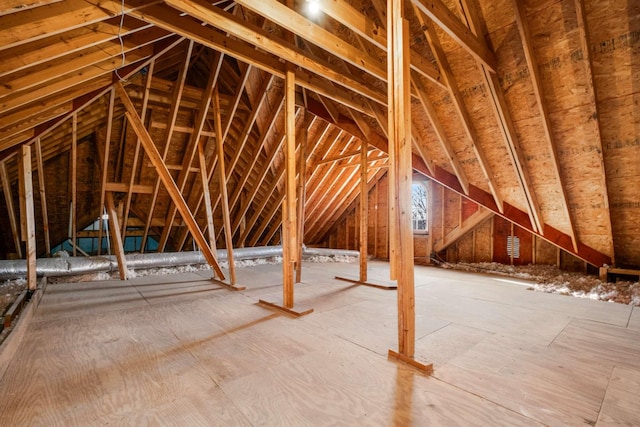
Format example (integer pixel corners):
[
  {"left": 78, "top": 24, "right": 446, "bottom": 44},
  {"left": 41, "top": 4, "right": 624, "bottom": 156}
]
[
  {"left": 295, "top": 109, "right": 307, "bottom": 283},
  {"left": 0, "top": 161, "right": 22, "bottom": 258},
  {"left": 98, "top": 89, "right": 115, "bottom": 256},
  {"left": 71, "top": 113, "right": 77, "bottom": 256},
  {"left": 18, "top": 145, "right": 37, "bottom": 290},
  {"left": 213, "top": 87, "right": 237, "bottom": 285},
  {"left": 35, "top": 138, "right": 51, "bottom": 256},
  {"left": 105, "top": 192, "right": 128, "bottom": 280},
  {"left": 115, "top": 82, "right": 226, "bottom": 281},
  {"left": 283, "top": 64, "right": 297, "bottom": 308},
  {"left": 198, "top": 139, "right": 217, "bottom": 256},
  {"left": 387, "top": 0, "right": 427, "bottom": 373},
  {"left": 359, "top": 141, "right": 368, "bottom": 282}
]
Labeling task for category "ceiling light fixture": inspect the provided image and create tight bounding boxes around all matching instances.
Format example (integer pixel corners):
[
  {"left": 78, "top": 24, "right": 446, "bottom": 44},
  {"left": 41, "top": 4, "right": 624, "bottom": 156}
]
[{"left": 306, "top": 0, "right": 320, "bottom": 16}]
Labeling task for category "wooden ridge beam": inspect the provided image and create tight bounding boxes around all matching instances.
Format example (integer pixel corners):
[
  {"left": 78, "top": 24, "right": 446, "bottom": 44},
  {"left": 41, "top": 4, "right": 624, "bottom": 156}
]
[
  {"left": 116, "top": 81, "right": 226, "bottom": 279},
  {"left": 511, "top": 0, "right": 578, "bottom": 251}
]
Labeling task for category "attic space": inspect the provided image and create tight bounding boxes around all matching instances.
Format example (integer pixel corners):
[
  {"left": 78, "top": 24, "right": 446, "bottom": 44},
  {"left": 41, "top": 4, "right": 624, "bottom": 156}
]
[{"left": 0, "top": 0, "right": 639, "bottom": 425}]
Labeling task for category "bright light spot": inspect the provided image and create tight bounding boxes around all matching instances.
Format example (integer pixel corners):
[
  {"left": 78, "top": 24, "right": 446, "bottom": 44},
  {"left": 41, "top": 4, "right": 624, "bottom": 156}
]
[
  {"left": 101, "top": 214, "right": 109, "bottom": 220},
  {"left": 307, "top": 0, "right": 320, "bottom": 16}
]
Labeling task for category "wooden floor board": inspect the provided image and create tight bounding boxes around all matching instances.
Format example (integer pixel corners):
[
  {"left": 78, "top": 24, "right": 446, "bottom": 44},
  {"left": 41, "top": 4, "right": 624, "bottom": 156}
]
[
  {"left": 596, "top": 366, "right": 640, "bottom": 426},
  {"left": 0, "top": 260, "right": 638, "bottom": 425}
]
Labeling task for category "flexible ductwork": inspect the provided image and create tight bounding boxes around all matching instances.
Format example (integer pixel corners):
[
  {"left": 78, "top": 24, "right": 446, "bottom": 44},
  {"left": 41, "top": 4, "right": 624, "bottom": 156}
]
[{"left": 0, "top": 246, "right": 358, "bottom": 281}]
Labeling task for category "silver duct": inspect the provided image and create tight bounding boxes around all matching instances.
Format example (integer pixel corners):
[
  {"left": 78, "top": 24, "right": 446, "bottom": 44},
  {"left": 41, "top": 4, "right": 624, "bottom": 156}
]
[{"left": 0, "top": 246, "right": 358, "bottom": 281}]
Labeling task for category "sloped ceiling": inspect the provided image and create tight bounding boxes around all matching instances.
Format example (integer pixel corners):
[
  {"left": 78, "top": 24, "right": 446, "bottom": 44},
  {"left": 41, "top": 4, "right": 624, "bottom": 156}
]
[{"left": 0, "top": 0, "right": 638, "bottom": 268}]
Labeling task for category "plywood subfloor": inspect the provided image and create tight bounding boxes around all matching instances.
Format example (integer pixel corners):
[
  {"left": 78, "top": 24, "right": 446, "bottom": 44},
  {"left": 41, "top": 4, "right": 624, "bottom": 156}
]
[{"left": 0, "top": 261, "right": 639, "bottom": 426}]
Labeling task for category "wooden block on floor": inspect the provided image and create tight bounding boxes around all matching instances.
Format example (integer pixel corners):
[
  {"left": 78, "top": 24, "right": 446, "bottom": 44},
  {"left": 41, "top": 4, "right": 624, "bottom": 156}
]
[
  {"left": 211, "top": 278, "right": 246, "bottom": 292},
  {"left": 4, "top": 290, "right": 28, "bottom": 328},
  {"left": 388, "top": 349, "right": 434, "bottom": 375},
  {"left": 335, "top": 275, "right": 397, "bottom": 290},
  {"left": 258, "top": 298, "right": 314, "bottom": 317}
]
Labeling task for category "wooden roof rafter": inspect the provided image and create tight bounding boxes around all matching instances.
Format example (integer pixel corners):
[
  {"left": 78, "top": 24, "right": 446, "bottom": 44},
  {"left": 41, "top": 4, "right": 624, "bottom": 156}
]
[
  {"left": 572, "top": 0, "right": 616, "bottom": 264},
  {"left": 457, "top": 0, "right": 544, "bottom": 234},
  {"left": 413, "top": 8, "right": 504, "bottom": 213},
  {"left": 128, "top": 4, "right": 378, "bottom": 116},
  {"left": 511, "top": 0, "right": 578, "bottom": 251}
]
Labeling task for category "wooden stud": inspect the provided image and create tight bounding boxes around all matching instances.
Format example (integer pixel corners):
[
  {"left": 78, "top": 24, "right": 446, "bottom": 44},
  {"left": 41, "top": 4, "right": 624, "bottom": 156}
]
[
  {"left": 295, "top": 109, "right": 307, "bottom": 284},
  {"left": 157, "top": 52, "right": 223, "bottom": 250},
  {"left": 359, "top": 140, "right": 368, "bottom": 282},
  {"left": 197, "top": 138, "right": 217, "bottom": 256},
  {"left": 0, "top": 160, "right": 22, "bottom": 257},
  {"left": 121, "top": 59, "right": 156, "bottom": 239},
  {"left": 388, "top": 0, "right": 417, "bottom": 358},
  {"left": 115, "top": 81, "right": 226, "bottom": 280},
  {"left": 282, "top": 64, "right": 297, "bottom": 309},
  {"left": 142, "top": 39, "right": 194, "bottom": 253},
  {"left": 105, "top": 192, "right": 128, "bottom": 280},
  {"left": 213, "top": 86, "right": 237, "bottom": 285},
  {"left": 98, "top": 89, "right": 115, "bottom": 255},
  {"left": 18, "top": 145, "right": 36, "bottom": 290},
  {"left": 70, "top": 112, "right": 77, "bottom": 256},
  {"left": 34, "top": 138, "right": 50, "bottom": 256}
]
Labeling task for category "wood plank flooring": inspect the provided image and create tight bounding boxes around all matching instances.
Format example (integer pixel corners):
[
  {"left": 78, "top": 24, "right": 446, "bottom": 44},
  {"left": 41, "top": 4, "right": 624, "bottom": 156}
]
[{"left": 0, "top": 261, "right": 638, "bottom": 426}]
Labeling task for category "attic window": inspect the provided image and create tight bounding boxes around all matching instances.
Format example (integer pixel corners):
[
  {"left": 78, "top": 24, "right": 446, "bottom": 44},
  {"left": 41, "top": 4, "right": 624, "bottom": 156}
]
[{"left": 412, "top": 182, "right": 428, "bottom": 233}]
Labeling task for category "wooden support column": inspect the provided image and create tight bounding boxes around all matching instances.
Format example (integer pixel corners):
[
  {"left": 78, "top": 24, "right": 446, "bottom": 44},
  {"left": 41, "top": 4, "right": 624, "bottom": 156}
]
[
  {"left": 71, "top": 112, "right": 77, "bottom": 256},
  {"left": 105, "top": 192, "right": 128, "bottom": 280},
  {"left": 213, "top": 86, "right": 239, "bottom": 286},
  {"left": 258, "top": 66, "right": 312, "bottom": 317},
  {"left": 115, "top": 82, "right": 227, "bottom": 282},
  {"left": 197, "top": 139, "right": 217, "bottom": 257},
  {"left": 0, "top": 160, "right": 21, "bottom": 258},
  {"left": 386, "top": 0, "right": 432, "bottom": 374},
  {"left": 359, "top": 141, "right": 368, "bottom": 282},
  {"left": 295, "top": 109, "right": 307, "bottom": 284},
  {"left": 97, "top": 88, "right": 115, "bottom": 255},
  {"left": 35, "top": 138, "right": 50, "bottom": 256},
  {"left": 283, "top": 65, "right": 297, "bottom": 308},
  {"left": 18, "top": 145, "right": 36, "bottom": 291}
]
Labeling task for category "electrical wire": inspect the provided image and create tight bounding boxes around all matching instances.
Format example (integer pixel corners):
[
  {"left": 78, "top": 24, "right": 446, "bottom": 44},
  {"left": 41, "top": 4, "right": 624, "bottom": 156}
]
[{"left": 113, "top": 0, "right": 127, "bottom": 82}]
